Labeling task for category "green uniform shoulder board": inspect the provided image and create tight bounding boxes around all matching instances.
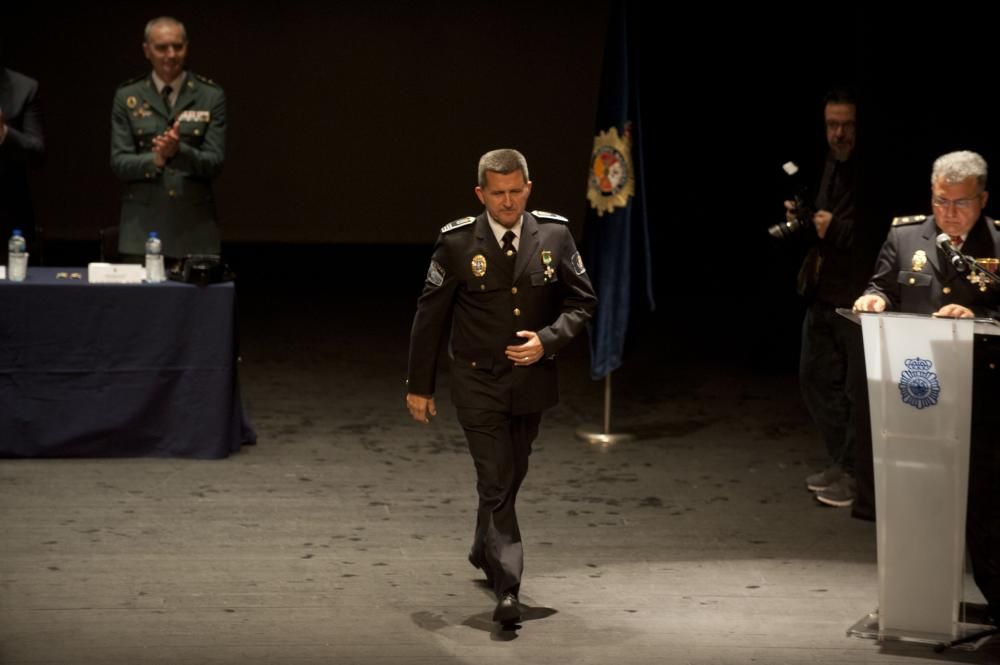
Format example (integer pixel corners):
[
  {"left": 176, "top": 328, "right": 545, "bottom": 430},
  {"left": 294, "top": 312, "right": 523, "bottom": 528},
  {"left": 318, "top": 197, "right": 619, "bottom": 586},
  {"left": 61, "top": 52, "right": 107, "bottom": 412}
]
[
  {"left": 441, "top": 216, "right": 476, "bottom": 233},
  {"left": 891, "top": 214, "right": 927, "bottom": 226},
  {"left": 532, "top": 210, "right": 569, "bottom": 223},
  {"left": 193, "top": 73, "right": 219, "bottom": 87},
  {"left": 116, "top": 74, "right": 146, "bottom": 89}
]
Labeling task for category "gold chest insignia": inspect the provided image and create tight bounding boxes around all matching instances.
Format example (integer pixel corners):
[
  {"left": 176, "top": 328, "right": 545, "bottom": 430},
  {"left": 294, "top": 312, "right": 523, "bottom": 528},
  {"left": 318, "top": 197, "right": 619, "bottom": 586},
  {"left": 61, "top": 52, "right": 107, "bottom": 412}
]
[
  {"left": 471, "top": 254, "right": 487, "bottom": 278},
  {"left": 911, "top": 250, "right": 927, "bottom": 272}
]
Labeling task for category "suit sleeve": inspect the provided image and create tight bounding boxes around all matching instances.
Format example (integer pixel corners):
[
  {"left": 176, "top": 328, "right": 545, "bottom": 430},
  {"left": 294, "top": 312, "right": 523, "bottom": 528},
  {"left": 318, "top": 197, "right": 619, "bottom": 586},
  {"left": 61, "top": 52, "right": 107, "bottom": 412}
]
[
  {"left": 110, "top": 90, "right": 158, "bottom": 182},
  {"left": 170, "top": 88, "right": 226, "bottom": 178},
  {"left": 0, "top": 78, "right": 45, "bottom": 165},
  {"left": 863, "top": 227, "right": 900, "bottom": 310},
  {"left": 406, "top": 236, "right": 459, "bottom": 395},
  {"left": 536, "top": 227, "right": 598, "bottom": 354}
]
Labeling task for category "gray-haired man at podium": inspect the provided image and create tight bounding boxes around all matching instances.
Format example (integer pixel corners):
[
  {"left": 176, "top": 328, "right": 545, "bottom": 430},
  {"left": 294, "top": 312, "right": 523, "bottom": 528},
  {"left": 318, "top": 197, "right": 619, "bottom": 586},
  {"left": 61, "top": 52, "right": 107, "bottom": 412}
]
[{"left": 854, "top": 149, "right": 1000, "bottom": 620}]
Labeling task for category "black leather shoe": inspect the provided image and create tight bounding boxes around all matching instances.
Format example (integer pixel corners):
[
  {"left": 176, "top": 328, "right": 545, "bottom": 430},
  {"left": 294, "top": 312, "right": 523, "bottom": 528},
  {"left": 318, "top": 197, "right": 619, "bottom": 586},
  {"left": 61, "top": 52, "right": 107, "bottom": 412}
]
[
  {"left": 468, "top": 552, "right": 494, "bottom": 586},
  {"left": 492, "top": 592, "right": 521, "bottom": 624}
]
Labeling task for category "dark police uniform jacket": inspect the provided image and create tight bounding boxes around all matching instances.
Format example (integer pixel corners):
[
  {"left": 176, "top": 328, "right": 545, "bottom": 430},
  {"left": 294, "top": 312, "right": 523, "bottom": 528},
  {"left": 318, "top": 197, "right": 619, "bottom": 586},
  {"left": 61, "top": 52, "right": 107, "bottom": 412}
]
[
  {"left": 111, "top": 72, "right": 225, "bottom": 257},
  {"left": 0, "top": 68, "right": 44, "bottom": 231},
  {"left": 865, "top": 214, "right": 1000, "bottom": 317},
  {"left": 407, "top": 211, "right": 598, "bottom": 415}
]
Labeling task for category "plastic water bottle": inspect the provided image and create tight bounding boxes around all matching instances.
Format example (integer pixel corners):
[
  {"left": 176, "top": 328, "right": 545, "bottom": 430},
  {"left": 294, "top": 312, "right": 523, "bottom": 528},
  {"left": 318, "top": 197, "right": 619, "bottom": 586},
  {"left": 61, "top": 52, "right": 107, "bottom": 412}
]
[
  {"left": 7, "top": 229, "right": 27, "bottom": 282},
  {"left": 145, "top": 231, "right": 165, "bottom": 283}
]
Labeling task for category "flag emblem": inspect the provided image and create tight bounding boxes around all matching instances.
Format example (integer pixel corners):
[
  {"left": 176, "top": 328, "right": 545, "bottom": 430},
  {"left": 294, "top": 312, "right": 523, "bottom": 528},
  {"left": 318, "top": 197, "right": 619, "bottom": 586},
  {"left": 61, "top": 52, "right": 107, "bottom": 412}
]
[{"left": 587, "top": 125, "right": 636, "bottom": 216}]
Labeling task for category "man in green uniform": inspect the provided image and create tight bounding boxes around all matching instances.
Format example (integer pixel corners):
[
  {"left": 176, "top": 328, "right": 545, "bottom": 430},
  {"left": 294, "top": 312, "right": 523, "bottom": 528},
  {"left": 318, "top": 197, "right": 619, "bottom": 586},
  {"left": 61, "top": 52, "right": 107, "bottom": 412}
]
[{"left": 111, "top": 16, "right": 225, "bottom": 260}]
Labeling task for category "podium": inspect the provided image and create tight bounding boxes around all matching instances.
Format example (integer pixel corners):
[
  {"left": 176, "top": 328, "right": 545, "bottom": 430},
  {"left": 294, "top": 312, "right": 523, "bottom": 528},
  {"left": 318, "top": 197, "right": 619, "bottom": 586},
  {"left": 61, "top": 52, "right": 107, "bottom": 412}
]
[{"left": 842, "top": 310, "right": 999, "bottom": 647}]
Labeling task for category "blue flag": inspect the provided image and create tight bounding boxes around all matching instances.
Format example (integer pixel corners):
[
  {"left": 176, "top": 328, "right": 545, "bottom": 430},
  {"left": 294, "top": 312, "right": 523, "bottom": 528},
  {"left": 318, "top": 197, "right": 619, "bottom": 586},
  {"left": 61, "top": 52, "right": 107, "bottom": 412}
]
[{"left": 583, "top": 0, "right": 654, "bottom": 380}]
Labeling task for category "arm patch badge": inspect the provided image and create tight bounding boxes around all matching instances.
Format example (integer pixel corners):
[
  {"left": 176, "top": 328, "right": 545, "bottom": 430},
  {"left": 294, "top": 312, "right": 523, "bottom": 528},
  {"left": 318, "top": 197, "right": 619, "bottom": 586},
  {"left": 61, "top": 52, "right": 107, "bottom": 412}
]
[
  {"left": 426, "top": 260, "right": 445, "bottom": 287},
  {"left": 572, "top": 252, "right": 586, "bottom": 275}
]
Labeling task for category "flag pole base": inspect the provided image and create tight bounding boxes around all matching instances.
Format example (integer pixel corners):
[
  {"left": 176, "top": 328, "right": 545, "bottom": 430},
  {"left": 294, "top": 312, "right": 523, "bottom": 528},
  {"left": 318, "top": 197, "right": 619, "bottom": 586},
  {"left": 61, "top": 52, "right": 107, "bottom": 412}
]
[{"left": 575, "top": 427, "right": 635, "bottom": 446}]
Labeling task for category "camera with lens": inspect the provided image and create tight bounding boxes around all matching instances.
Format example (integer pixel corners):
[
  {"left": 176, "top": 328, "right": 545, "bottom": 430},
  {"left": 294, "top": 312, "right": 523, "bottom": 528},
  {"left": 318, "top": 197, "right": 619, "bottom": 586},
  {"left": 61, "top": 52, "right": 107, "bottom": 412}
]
[{"left": 767, "top": 161, "right": 814, "bottom": 240}]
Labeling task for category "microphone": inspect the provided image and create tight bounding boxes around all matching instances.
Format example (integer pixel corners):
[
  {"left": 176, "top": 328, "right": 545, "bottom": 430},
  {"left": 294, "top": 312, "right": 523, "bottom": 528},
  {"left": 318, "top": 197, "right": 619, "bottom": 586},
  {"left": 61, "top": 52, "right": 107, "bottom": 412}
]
[{"left": 936, "top": 233, "right": 967, "bottom": 273}]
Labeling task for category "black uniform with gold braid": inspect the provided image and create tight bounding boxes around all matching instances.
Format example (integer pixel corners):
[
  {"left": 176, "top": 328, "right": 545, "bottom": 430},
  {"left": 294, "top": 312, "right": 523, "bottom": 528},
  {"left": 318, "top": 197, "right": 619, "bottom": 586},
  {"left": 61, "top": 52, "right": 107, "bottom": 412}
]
[
  {"left": 111, "top": 72, "right": 225, "bottom": 258},
  {"left": 860, "top": 212, "right": 1000, "bottom": 618},
  {"left": 407, "top": 210, "right": 597, "bottom": 599}
]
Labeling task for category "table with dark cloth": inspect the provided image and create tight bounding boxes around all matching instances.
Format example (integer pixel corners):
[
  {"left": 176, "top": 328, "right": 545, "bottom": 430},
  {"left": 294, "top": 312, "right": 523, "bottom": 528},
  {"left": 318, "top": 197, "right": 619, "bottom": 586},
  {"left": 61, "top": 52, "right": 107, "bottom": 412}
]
[{"left": 0, "top": 268, "right": 255, "bottom": 458}]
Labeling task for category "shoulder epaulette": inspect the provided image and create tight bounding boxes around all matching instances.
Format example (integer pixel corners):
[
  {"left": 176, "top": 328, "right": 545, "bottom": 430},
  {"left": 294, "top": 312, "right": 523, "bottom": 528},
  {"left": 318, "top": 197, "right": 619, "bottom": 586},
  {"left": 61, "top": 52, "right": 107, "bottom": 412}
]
[
  {"left": 532, "top": 210, "right": 569, "bottom": 223},
  {"left": 116, "top": 74, "right": 147, "bottom": 89},
  {"left": 193, "top": 73, "right": 219, "bottom": 87},
  {"left": 892, "top": 214, "right": 927, "bottom": 226},
  {"left": 441, "top": 216, "right": 476, "bottom": 233}
]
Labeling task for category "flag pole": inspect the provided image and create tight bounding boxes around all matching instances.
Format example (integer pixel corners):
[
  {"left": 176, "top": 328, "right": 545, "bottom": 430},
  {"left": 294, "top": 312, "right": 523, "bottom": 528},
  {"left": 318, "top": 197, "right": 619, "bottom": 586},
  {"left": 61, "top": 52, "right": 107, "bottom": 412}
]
[{"left": 575, "top": 371, "right": 634, "bottom": 446}]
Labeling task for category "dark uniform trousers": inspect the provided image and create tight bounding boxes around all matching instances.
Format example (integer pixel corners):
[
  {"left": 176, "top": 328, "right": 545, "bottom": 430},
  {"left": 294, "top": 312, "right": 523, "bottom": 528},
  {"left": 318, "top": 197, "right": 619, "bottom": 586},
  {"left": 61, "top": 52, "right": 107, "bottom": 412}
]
[
  {"left": 458, "top": 407, "right": 540, "bottom": 596},
  {"left": 860, "top": 213, "right": 1000, "bottom": 615},
  {"left": 407, "top": 212, "right": 597, "bottom": 598}
]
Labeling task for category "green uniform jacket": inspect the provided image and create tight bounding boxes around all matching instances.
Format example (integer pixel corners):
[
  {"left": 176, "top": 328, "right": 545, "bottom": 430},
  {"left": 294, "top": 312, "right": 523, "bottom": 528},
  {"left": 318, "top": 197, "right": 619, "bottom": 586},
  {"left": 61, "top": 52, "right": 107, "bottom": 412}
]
[{"left": 111, "top": 72, "right": 225, "bottom": 257}]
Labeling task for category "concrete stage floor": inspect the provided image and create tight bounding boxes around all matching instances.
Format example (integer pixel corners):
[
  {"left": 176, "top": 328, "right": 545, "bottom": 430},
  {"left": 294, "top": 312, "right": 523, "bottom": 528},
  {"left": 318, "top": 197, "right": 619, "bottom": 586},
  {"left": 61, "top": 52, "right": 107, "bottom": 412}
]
[{"left": 1, "top": 254, "right": 997, "bottom": 665}]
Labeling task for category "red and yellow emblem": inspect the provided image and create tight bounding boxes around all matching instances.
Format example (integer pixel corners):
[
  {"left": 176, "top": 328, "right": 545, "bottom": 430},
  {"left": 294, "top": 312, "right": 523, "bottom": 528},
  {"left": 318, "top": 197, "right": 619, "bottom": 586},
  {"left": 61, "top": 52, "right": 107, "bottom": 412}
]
[{"left": 587, "top": 123, "right": 636, "bottom": 217}]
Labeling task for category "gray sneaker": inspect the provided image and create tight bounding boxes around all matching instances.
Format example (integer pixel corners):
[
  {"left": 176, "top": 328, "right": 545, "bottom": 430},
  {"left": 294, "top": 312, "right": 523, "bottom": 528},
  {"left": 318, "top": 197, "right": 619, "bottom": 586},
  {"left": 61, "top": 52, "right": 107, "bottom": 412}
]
[
  {"left": 815, "top": 474, "right": 856, "bottom": 507},
  {"left": 806, "top": 465, "right": 843, "bottom": 492}
]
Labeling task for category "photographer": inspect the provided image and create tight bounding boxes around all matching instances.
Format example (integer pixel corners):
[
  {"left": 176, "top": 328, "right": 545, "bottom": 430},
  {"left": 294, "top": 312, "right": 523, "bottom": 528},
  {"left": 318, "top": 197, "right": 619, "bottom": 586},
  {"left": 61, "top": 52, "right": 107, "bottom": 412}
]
[{"left": 787, "top": 88, "right": 869, "bottom": 509}]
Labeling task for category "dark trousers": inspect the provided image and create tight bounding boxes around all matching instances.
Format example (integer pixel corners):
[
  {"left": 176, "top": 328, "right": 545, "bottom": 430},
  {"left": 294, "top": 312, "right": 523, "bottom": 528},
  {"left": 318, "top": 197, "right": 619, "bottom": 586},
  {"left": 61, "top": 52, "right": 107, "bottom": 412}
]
[
  {"left": 800, "top": 302, "right": 861, "bottom": 472},
  {"left": 456, "top": 408, "right": 541, "bottom": 598}
]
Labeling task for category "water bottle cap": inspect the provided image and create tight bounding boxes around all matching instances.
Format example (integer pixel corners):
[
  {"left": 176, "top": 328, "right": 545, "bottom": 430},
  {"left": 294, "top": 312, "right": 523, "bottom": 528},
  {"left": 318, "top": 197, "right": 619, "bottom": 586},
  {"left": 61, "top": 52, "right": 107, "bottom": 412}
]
[
  {"left": 148, "top": 231, "right": 159, "bottom": 238},
  {"left": 12, "top": 229, "right": 22, "bottom": 236}
]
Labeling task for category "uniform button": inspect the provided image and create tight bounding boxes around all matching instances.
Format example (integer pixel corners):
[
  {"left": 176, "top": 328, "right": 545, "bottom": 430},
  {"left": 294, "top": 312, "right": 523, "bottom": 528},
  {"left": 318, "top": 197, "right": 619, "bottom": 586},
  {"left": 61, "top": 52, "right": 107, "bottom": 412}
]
[
  {"left": 144, "top": 172, "right": 152, "bottom": 179},
  {"left": 943, "top": 287, "right": 952, "bottom": 294},
  {"left": 514, "top": 308, "right": 521, "bottom": 316},
  {"left": 168, "top": 189, "right": 177, "bottom": 198},
  {"left": 471, "top": 361, "right": 477, "bottom": 368},
  {"left": 137, "top": 129, "right": 144, "bottom": 136},
  {"left": 506, "top": 250, "right": 514, "bottom": 257},
  {"left": 194, "top": 129, "right": 201, "bottom": 136},
  {"left": 908, "top": 277, "right": 916, "bottom": 285},
  {"left": 991, "top": 363, "right": 996, "bottom": 370},
  {"left": 138, "top": 140, "right": 145, "bottom": 147},
  {"left": 480, "top": 284, "right": 485, "bottom": 290},
  {"left": 511, "top": 287, "right": 518, "bottom": 294}
]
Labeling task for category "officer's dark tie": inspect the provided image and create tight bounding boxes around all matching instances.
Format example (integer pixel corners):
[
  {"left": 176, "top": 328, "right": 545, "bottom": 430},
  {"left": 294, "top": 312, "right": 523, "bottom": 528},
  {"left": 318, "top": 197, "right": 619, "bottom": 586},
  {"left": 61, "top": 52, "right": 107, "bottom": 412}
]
[
  {"left": 501, "top": 230, "right": 517, "bottom": 258},
  {"left": 161, "top": 85, "right": 173, "bottom": 110}
]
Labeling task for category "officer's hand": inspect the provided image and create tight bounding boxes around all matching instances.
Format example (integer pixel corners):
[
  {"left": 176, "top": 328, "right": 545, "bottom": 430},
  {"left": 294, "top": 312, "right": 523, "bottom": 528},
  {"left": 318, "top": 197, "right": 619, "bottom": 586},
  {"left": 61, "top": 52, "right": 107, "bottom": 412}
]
[
  {"left": 853, "top": 294, "right": 887, "bottom": 313},
  {"left": 406, "top": 393, "right": 436, "bottom": 424},
  {"left": 934, "top": 304, "right": 975, "bottom": 319},
  {"left": 813, "top": 210, "right": 833, "bottom": 239},
  {"left": 153, "top": 122, "right": 181, "bottom": 159},
  {"left": 506, "top": 331, "right": 544, "bottom": 366}
]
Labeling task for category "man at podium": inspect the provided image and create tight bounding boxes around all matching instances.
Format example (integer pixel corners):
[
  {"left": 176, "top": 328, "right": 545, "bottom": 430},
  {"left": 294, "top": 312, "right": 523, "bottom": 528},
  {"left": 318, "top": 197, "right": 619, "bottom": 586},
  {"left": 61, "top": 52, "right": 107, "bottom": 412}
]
[{"left": 854, "top": 149, "right": 1000, "bottom": 620}]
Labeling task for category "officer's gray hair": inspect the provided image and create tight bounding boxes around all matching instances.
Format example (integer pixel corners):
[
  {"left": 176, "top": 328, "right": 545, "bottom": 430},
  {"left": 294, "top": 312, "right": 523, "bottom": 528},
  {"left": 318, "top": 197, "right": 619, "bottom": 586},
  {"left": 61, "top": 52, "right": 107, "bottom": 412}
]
[
  {"left": 932, "top": 150, "right": 988, "bottom": 191},
  {"left": 478, "top": 149, "right": 529, "bottom": 188},
  {"left": 144, "top": 17, "right": 188, "bottom": 43}
]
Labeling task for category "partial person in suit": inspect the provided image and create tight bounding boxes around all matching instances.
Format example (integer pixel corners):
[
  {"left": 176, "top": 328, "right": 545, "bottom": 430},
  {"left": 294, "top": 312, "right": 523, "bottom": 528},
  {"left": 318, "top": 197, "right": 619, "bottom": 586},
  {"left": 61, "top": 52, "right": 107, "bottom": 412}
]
[
  {"left": 405, "top": 149, "right": 597, "bottom": 625},
  {"left": 0, "top": 49, "right": 45, "bottom": 245},
  {"left": 111, "top": 16, "right": 225, "bottom": 261},
  {"left": 854, "top": 149, "right": 1000, "bottom": 619}
]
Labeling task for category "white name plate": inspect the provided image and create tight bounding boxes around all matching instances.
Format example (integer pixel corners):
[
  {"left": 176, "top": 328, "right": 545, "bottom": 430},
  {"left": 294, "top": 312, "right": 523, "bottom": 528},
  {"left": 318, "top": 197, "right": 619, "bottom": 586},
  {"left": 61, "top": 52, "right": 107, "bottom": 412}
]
[{"left": 87, "top": 263, "right": 147, "bottom": 284}]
